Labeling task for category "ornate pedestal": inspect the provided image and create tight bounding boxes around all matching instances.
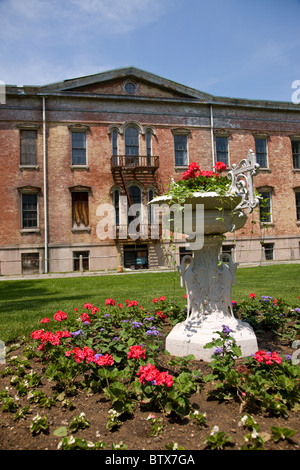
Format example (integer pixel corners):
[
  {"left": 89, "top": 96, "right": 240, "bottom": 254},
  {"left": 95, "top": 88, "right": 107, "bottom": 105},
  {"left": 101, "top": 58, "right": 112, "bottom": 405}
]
[
  {"left": 151, "top": 150, "right": 260, "bottom": 362},
  {"left": 166, "top": 235, "right": 258, "bottom": 361}
]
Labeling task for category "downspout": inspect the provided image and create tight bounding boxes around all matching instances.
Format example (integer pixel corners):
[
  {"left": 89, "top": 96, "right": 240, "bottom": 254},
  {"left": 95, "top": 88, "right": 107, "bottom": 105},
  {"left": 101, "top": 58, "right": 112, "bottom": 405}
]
[
  {"left": 42, "top": 96, "right": 48, "bottom": 273},
  {"left": 210, "top": 104, "right": 215, "bottom": 168}
]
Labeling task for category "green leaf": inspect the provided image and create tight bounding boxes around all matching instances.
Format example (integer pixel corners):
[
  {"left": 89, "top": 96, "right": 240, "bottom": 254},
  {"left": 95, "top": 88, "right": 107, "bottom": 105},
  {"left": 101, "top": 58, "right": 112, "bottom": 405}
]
[{"left": 53, "top": 426, "right": 68, "bottom": 437}]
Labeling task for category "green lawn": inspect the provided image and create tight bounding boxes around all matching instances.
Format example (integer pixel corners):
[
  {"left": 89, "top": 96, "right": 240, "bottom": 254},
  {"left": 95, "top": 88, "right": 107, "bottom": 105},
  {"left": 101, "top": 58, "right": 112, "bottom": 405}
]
[{"left": 0, "top": 264, "right": 299, "bottom": 344}]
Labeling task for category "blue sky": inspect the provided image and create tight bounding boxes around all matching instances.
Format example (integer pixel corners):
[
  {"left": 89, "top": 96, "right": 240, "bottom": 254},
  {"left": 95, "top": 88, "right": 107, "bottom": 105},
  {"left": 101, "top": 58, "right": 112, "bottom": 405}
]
[{"left": 0, "top": 0, "right": 300, "bottom": 102}]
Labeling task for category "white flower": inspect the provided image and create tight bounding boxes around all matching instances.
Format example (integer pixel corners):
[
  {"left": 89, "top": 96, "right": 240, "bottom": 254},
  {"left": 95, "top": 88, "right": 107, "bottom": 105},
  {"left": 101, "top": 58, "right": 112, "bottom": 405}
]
[
  {"left": 210, "top": 425, "right": 219, "bottom": 435},
  {"left": 251, "top": 430, "right": 259, "bottom": 439}
]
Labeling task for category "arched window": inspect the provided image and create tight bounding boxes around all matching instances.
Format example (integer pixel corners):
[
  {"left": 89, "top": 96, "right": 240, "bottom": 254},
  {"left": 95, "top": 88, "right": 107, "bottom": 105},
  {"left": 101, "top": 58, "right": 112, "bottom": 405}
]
[
  {"left": 125, "top": 127, "right": 139, "bottom": 156},
  {"left": 128, "top": 185, "right": 141, "bottom": 225},
  {"left": 113, "top": 189, "right": 120, "bottom": 225}
]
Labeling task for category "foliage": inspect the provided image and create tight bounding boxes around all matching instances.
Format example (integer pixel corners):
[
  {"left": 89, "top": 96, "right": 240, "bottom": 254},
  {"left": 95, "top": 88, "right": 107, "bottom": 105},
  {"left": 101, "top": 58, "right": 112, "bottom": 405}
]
[
  {"left": 1, "top": 288, "right": 300, "bottom": 449},
  {"left": 165, "top": 161, "right": 231, "bottom": 205}
]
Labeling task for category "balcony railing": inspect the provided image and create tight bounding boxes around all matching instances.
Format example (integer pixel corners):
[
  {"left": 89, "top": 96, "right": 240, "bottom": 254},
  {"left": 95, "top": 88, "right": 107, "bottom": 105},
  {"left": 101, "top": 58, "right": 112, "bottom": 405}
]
[{"left": 111, "top": 155, "right": 159, "bottom": 170}]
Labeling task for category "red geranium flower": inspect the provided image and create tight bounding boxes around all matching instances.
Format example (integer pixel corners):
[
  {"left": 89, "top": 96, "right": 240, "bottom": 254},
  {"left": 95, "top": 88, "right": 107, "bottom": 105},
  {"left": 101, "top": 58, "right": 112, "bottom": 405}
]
[
  {"left": 214, "top": 161, "right": 227, "bottom": 173},
  {"left": 127, "top": 345, "right": 146, "bottom": 360},
  {"left": 53, "top": 311, "right": 67, "bottom": 322},
  {"left": 80, "top": 312, "right": 91, "bottom": 323}
]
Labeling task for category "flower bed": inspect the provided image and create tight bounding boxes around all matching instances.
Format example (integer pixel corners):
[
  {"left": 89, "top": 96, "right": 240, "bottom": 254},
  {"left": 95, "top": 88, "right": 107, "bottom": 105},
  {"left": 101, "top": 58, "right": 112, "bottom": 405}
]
[{"left": 0, "top": 294, "right": 300, "bottom": 451}]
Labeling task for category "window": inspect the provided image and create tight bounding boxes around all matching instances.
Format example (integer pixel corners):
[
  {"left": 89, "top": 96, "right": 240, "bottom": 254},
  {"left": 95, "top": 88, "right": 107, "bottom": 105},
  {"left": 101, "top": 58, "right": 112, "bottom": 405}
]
[
  {"left": 148, "top": 189, "right": 154, "bottom": 225},
  {"left": 73, "top": 251, "right": 89, "bottom": 271},
  {"left": 174, "top": 134, "right": 188, "bottom": 166},
  {"left": 222, "top": 244, "right": 235, "bottom": 261},
  {"left": 71, "top": 131, "right": 86, "bottom": 165},
  {"left": 263, "top": 243, "right": 274, "bottom": 261},
  {"left": 72, "top": 192, "right": 89, "bottom": 227},
  {"left": 128, "top": 185, "right": 141, "bottom": 226},
  {"left": 179, "top": 247, "right": 193, "bottom": 263},
  {"left": 216, "top": 137, "right": 229, "bottom": 165},
  {"left": 296, "top": 192, "right": 300, "bottom": 221},
  {"left": 125, "top": 127, "right": 139, "bottom": 156},
  {"left": 21, "top": 253, "right": 39, "bottom": 274},
  {"left": 114, "top": 189, "right": 120, "bottom": 225},
  {"left": 292, "top": 140, "right": 300, "bottom": 169},
  {"left": 255, "top": 138, "right": 268, "bottom": 168},
  {"left": 123, "top": 244, "right": 148, "bottom": 269},
  {"left": 146, "top": 131, "right": 152, "bottom": 166},
  {"left": 124, "top": 82, "right": 136, "bottom": 94},
  {"left": 22, "top": 193, "right": 38, "bottom": 228},
  {"left": 259, "top": 191, "right": 272, "bottom": 223},
  {"left": 20, "top": 130, "right": 37, "bottom": 165}
]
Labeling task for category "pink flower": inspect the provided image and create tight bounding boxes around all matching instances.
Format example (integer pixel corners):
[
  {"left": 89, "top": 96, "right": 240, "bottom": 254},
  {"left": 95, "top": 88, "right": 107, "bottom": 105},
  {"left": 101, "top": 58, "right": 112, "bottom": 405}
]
[
  {"left": 214, "top": 161, "right": 227, "bottom": 173},
  {"left": 137, "top": 363, "right": 173, "bottom": 387},
  {"left": 40, "top": 318, "right": 50, "bottom": 324},
  {"left": 249, "top": 293, "right": 256, "bottom": 298},
  {"left": 91, "top": 306, "right": 99, "bottom": 314},
  {"left": 156, "top": 311, "right": 167, "bottom": 319},
  {"left": 53, "top": 311, "right": 67, "bottom": 322},
  {"left": 84, "top": 303, "right": 93, "bottom": 310},
  {"left": 254, "top": 350, "right": 282, "bottom": 365},
  {"left": 159, "top": 296, "right": 166, "bottom": 301},
  {"left": 152, "top": 298, "right": 158, "bottom": 303},
  {"left": 200, "top": 170, "right": 215, "bottom": 177},
  {"left": 118, "top": 303, "right": 123, "bottom": 309},
  {"left": 66, "top": 346, "right": 95, "bottom": 364},
  {"left": 184, "top": 293, "right": 187, "bottom": 299},
  {"left": 80, "top": 312, "right": 91, "bottom": 323},
  {"left": 127, "top": 345, "right": 146, "bottom": 360},
  {"left": 105, "top": 298, "right": 115, "bottom": 306},
  {"left": 93, "top": 354, "right": 114, "bottom": 367},
  {"left": 127, "top": 300, "right": 139, "bottom": 307}
]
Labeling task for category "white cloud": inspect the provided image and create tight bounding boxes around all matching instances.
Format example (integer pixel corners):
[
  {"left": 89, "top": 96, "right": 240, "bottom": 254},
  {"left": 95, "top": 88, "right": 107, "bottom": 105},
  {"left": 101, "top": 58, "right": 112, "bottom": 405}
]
[{"left": 0, "top": 0, "right": 172, "bottom": 84}]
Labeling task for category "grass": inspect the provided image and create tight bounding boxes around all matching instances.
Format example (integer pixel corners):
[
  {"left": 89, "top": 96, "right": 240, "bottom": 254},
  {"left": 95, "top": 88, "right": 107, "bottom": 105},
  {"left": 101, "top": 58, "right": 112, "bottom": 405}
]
[{"left": 0, "top": 264, "right": 299, "bottom": 344}]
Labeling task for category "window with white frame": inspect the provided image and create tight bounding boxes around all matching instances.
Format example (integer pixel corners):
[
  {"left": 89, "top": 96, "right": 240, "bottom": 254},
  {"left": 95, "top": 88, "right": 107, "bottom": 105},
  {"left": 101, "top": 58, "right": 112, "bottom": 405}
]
[
  {"left": 174, "top": 134, "right": 188, "bottom": 166},
  {"left": 20, "top": 129, "right": 37, "bottom": 166},
  {"left": 295, "top": 191, "right": 300, "bottom": 221},
  {"left": 255, "top": 138, "right": 268, "bottom": 168},
  {"left": 215, "top": 136, "right": 229, "bottom": 165},
  {"left": 22, "top": 193, "right": 38, "bottom": 229},
  {"left": 71, "top": 131, "right": 87, "bottom": 165},
  {"left": 292, "top": 140, "right": 300, "bottom": 169},
  {"left": 259, "top": 191, "right": 272, "bottom": 223}
]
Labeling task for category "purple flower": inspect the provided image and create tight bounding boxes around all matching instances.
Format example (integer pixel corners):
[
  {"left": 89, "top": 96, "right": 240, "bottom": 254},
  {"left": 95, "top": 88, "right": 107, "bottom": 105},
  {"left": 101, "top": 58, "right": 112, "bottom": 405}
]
[
  {"left": 104, "top": 314, "right": 111, "bottom": 318},
  {"left": 222, "top": 324, "right": 233, "bottom": 335},
  {"left": 131, "top": 321, "right": 143, "bottom": 328},
  {"left": 214, "top": 347, "right": 223, "bottom": 355},
  {"left": 294, "top": 308, "right": 300, "bottom": 314},
  {"left": 285, "top": 355, "right": 292, "bottom": 361},
  {"left": 71, "top": 330, "right": 85, "bottom": 337}
]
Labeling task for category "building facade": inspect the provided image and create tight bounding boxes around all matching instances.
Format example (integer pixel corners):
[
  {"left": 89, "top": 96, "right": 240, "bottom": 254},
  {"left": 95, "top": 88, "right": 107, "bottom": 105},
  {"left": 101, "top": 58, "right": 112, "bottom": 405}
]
[{"left": 0, "top": 67, "right": 300, "bottom": 275}]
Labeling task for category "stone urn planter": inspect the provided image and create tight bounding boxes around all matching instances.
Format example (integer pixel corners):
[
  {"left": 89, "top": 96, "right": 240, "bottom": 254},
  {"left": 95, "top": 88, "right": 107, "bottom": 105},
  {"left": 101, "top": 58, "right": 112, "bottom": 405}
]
[{"left": 150, "top": 150, "right": 260, "bottom": 361}]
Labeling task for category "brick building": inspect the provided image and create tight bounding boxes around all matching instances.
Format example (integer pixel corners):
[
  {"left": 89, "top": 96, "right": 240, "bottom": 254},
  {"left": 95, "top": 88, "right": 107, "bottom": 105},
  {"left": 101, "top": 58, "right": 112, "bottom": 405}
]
[{"left": 0, "top": 66, "right": 300, "bottom": 275}]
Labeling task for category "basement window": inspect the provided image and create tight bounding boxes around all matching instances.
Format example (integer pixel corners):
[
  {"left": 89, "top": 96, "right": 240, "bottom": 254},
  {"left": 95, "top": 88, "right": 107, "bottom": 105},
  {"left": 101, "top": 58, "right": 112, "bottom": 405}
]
[
  {"left": 21, "top": 253, "right": 39, "bottom": 274},
  {"left": 264, "top": 243, "right": 274, "bottom": 261},
  {"left": 73, "top": 251, "right": 89, "bottom": 271}
]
